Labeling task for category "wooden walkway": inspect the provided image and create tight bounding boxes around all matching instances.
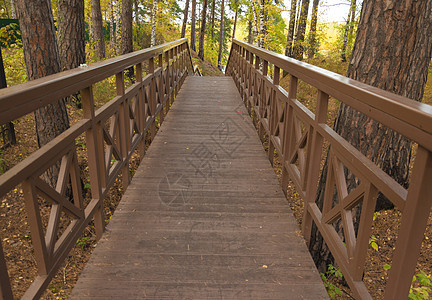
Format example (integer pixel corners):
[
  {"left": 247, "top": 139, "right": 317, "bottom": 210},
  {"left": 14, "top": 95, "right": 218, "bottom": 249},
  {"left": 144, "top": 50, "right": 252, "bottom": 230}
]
[{"left": 71, "top": 77, "right": 328, "bottom": 299}]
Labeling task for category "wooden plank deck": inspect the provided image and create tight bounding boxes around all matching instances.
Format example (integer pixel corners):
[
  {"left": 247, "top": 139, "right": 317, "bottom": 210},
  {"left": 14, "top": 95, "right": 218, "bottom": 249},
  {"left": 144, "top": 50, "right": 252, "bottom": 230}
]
[{"left": 70, "top": 77, "right": 328, "bottom": 299}]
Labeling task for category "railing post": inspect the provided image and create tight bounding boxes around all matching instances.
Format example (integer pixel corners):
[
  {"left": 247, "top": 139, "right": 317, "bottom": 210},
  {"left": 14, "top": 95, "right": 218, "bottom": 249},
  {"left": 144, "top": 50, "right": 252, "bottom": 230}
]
[
  {"left": 0, "top": 242, "right": 12, "bottom": 299},
  {"left": 158, "top": 53, "right": 165, "bottom": 124},
  {"left": 384, "top": 147, "right": 432, "bottom": 299},
  {"left": 281, "top": 75, "right": 298, "bottom": 191},
  {"left": 268, "top": 65, "right": 280, "bottom": 165},
  {"left": 301, "top": 90, "right": 328, "bottom": 242},
  {"left": 81, "top": 86, "right": 105, "bottom": 239},
  {"left": 136, "top": 63, "right": 146, "bottom": 159},
  {"left": 149, "top": 57, "right": 156, "bottom": 140},
  {"left": 258, "top": 60, "right": 268, "bottom": 140},
  {"left": 116, "top": 71, "right": 131, "bottom": 186}
]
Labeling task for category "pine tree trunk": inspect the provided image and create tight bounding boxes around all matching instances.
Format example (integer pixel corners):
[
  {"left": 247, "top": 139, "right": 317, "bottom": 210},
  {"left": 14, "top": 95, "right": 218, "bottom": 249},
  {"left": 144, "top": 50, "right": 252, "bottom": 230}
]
[
  {"left": 190, "top": 0, "right": 197, "bottom": 51},
  {"left": 15, "top": 0, "right": 70, "bottom": 187},
  {"left": 232, "top": 6, "right": 238, "bottom": 39},
  {"left": 134, "top": 0, "right": 139, "bottom": 44},
  {"left": 198, "top": 0, "right": 207, "bottom": 60},
  {"left": 248, "top": 19, "right": 252, "bottom": 44},
  {"left": 58, "top": 0, "right": 85, "bottom": 70},
  {"left": 309, "top": 0, "right": 432, "bottom": 273},
  {"left": 307, "top": 0, "right": 319, "bottom": 58},
  {"left": 258, "top": 0, "right": 267, "bottom": 48},
  {"left": 110, "top": 2, "right": 115, "bottom": 49},
  {"left": 10, "top": 0, "right": 15, "bottom": 18},
  {"left": 115, "top": 0, "right": 120, "bottom": 54},
  {"left": 285, "top": 0, "right": 297, "bottom": 57},
  {"left": 91, "top": 0, "right": 106, "bottom": 59},
  {"left": 122, "top": 0, "right": 133, "bottom": 52},
  {"left": 210, "top": 0, "right": 215, "bottom": 40},
  {"left": 341, "top": 0, "right": 355, "bottom": 62},
  {"left": 292, "top": 0, "right": 310, "bottom": 60},
  {"left": 181, "top": 0, "right": 190, "bottom": 38},
  {"left": 217, "top": 0, "right": 224, "bottom": 70}
]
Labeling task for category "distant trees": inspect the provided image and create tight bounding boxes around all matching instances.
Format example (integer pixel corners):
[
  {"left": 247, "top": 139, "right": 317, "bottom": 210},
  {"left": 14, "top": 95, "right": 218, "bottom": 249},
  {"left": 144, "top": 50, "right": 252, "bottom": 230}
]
[
  {"left": 181, "top": 0, "right": 190, "bottom": 38},
  {"left": 292, "top": 0, "right": 310, "bottom": 60},
  {"left": 307, "top": 0, "right": 319, "bottom": 58},
  {"left": 190, "top": 0, "right": 197, "bottom": 51},
  {"left": 217, "top": 0, "right": 225, "bottom": 70},
  {"left": 341, "top": 0, "right": 356, "bottom": 62}
]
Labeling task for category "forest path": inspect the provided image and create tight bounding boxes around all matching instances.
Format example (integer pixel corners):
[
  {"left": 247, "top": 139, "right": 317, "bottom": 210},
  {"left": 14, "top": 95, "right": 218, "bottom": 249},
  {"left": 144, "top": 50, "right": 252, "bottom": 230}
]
[{"left": 70, "top": 76, "right": 328, "bottom": 299}]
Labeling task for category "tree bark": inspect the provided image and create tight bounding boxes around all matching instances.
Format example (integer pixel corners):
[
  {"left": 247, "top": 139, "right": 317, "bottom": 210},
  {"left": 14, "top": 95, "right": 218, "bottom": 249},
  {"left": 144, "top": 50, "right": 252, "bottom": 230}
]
[
  {"left": 181, "top": 0, "right": 190, "bottom": 38},
  {"left": 198, "top": 0, "right": 207, "bottom": 60},
  {"left": 248, "top": 19, "right": 252, "bottom": 44},
  {"left": 10, "top": 0, "right": 15, "bottom": 18},
  {"left": 292, "top": 0, "right": 310, "bottom": 60},
  {"left": 217, "top": 0, "right": 224, "bottom": 70},
  {"left": 57, "top": 0, "right": 85, "bottom": 70},
  {"left": 115, "top": 0, "right": 120, "bottom": 54},
  {"left": 91, "top": 0, "right": 106, "bottom": 59},
  {"left": 190, "top": 0, "right": 197, "bottom": 51},
  {"left": 150, "top": 0, "right": 157, "bottom": 46},
  {"left": 15, "top": 0, "right": 70, "bottom": 187},
  {"left": 285, "top": 0, "right": 297, "bottom": 57},
  {"left": 309, "top": 0, "right": 432, "bottom": 273},
  {"left": 110, "top": 1, "right": 116, "bottom": 50},
  {"left": 307, "top": 0, "right": 319, "bottom": 58},
  {"left": 258, "top": 0, "right": 267, "bottom": 48},
  {"left": 232, "top": 6, "right": 238, "bottom": 39},
  {"left": 341, "top": 0, "right": 356, "bottom": 62},
  {"left": 210, "top": 0, "right": 216, "bottom": 40},
  {"left": 122, "top": 0, "right": 133, "bottom": 53}
]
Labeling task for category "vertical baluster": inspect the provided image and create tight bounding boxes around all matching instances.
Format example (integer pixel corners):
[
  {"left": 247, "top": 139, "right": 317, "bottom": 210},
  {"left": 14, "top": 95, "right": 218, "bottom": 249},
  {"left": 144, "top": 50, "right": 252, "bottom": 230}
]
[
  {"left": 268, "top": 65, "right": 280, "bottom": 165},
  {"left": 158, "top": 53, "right": 164, "bottom": 124},
  {"left": 0, "top": 242, "right": 12, "bottom": 299},
  {"left": 281, "top": 75, "right": 297, "bottom": 193},
  {"left": 302, "top": 89, "right": 328, "bottom": 241},
  {"left": 385, "top": 147, "right": 432, "bottom": 299},
  {"left": 116, "top": 71, "right": 131, "bottom": 186},
  {"left": 136, "top": 63, "right": 146, "bottom": 158},
  {"left": 149, "top": 57, "right": 156, "bottom": 139}
]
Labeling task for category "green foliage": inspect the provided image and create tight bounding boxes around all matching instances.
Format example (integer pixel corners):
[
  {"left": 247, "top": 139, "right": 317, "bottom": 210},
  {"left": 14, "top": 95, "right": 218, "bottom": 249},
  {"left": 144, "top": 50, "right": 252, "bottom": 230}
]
[
  {"left": 369, "top": 235, "right": 379, "bottom": 251},
  {"left": 76, "top": 236, "right": 91, "bottom": 249},
  {"left": 0, "top": 23, "right": 21, "bottom": 47},
  {"left": 3, "top": 47, "right": 27, "bottom": 86},
  {"left": 409, "top": 271, "right": 432, "bottom": 300},
  {"left": 320, "top": 264, "right": 343, "bottom": 299}
]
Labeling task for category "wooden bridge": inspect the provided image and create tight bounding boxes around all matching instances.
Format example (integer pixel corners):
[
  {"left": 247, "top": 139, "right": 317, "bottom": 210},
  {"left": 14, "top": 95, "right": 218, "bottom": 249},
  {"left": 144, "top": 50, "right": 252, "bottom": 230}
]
[{"left": 0, "top": 38, "right": 431, "bottom": 299}]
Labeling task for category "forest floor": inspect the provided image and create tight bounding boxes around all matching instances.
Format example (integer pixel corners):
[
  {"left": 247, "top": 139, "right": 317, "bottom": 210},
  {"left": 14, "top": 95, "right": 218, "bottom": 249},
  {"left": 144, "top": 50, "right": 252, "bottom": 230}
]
[{"left": 1, "top": 51, "right": 432, "bottom": 299}]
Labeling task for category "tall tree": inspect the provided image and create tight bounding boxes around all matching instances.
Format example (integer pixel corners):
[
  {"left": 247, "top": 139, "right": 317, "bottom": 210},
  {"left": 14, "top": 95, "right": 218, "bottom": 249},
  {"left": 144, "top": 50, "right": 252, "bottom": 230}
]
[
  {"left": 210, "top": 0, "right": 216, "bottom": 40},
  {"left": 10, "top": 0, "right": 15, "bottom": 18},
  {"left": 307, "top": 0, "right": 319, "bottom": 58},
  {"left": 198, "top": 0, "right": 208, "bottom": 60},
  {"left": 292, "top": 0, "right": 309, "bottom": 60},
  {"left": 285, "top": 0, "right": 297, "bottom": 57},
  {"left": 181, "top": 0, "right": 190, "bottom": 38},
  {"left": 232, "top": 2, "right": 238, "bottom": 39},
  {"left": 190, "top": 0, "right": 197, "bottom": 51},
  {"left": 309, "top": 0, "right": 432, "bottom": 276},
  {"left": 15, "top": 0, "right": 70, "bottom": 187},
  {"left": 217, "top": 0, "right": 224, "bottom": 70},
  {"left": 91, "top": 0, "right": 106, "bottom": 59},
  {"left": 57, "top": 0, "right": 85, "bottom": 70},
  {"left": 150, "top": 0, "right": 157, "bottom": 46},
  {"left": 115, "top": 0, "right": 120, "bottom": 53},
  {"left": 341, "top": 0, "right": 356, "bottom": 62},
  {"left": 258, "top": 0, "right": 267, "bottom": 48},
  {"left": 122, "top": 0, "right": 133, "bottom": 52}
]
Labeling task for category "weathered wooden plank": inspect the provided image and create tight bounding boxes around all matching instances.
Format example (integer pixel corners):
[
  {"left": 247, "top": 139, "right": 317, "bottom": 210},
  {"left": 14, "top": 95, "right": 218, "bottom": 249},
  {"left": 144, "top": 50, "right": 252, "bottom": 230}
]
[{"left": 70, "top": 76, "right": 328, "bottom": 299}]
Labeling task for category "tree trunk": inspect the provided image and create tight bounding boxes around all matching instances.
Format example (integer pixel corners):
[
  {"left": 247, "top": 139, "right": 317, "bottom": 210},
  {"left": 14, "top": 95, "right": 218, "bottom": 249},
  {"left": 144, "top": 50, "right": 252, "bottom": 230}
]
[
  {"left": 252, "top": 1, "right": 259, "bottom": 46},
  {"left": 285, "top": 0, "right": 297, "bottom": 57},
  {"left": 341, "top": 0, "right": 356, "bottom": 62},
  {"left": 122, "top": 0, "right": 133, "bottom": 52},
  {"left": 15, "top": 0, "right": 70, "bottom": 187},
  {"left": 115, "top": 0, "right": 120, "bottom": 54},
  {"left": 232, "top": 6, "right": 238, "bottom": 39},
  {"left": 307, "top": 0, "right": 319, "bottom": 58},
  {"left": 258, "top": 0, "right": 267, "bottom": 48},
  {"left": 110, "top": 1, "right": 115, "bottom": 50},
  {"left": 134, "top": 0, "right": 139, "bottom": 44},
  {"left": 309, "top": 0, "right": 432, "bottom": 273},
  {"left": 217, "top": 0, "right": 224, "bottom": 70},
  {"left": 190, "top": 0, "right": 196, "bottom": 51},
  {"left": 91, "top": 0, "right": 105, "bottom": 59},
  {"left": 292, "top": 0, "right": 310, "bottom": 60},
  {"left": 210, "top": 0, "right": 216, "bottom": 40},
  {"left": 10, "top": 0, "right": 15, "bottom": 18},
  {"left": 248, "top": 19, "right": 252, "bottom": 44},
  {"left": 181, "top": 0, "right": 190, "bottom": 38},
  {"left": 150, "top": 0, "right": 157, "bottom": 46},
  {"left": 198, "top": 0, "right": 207, "bottom": 60},
  {"left": 58, "top": 0, "right": 85, "bottom": 70}
]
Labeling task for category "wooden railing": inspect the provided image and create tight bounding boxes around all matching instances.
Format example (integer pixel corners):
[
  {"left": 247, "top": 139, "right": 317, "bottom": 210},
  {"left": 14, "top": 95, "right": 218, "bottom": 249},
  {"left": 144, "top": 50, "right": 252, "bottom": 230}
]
[
  {"left": 226, "top": 39, "right": 432, "bottom": 300},
  {"left": 0, "top": 38, "right": 195, "bottom": 299}
]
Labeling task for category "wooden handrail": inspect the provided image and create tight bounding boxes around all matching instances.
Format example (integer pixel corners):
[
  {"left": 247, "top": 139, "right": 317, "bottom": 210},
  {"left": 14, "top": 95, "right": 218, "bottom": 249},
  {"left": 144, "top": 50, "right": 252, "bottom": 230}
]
[
  {"left": 0, "top": 38, "right": 194, "bottom": 299},
  {"left": 226, "top": 38, "right": 432, "bottom": 300}
]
